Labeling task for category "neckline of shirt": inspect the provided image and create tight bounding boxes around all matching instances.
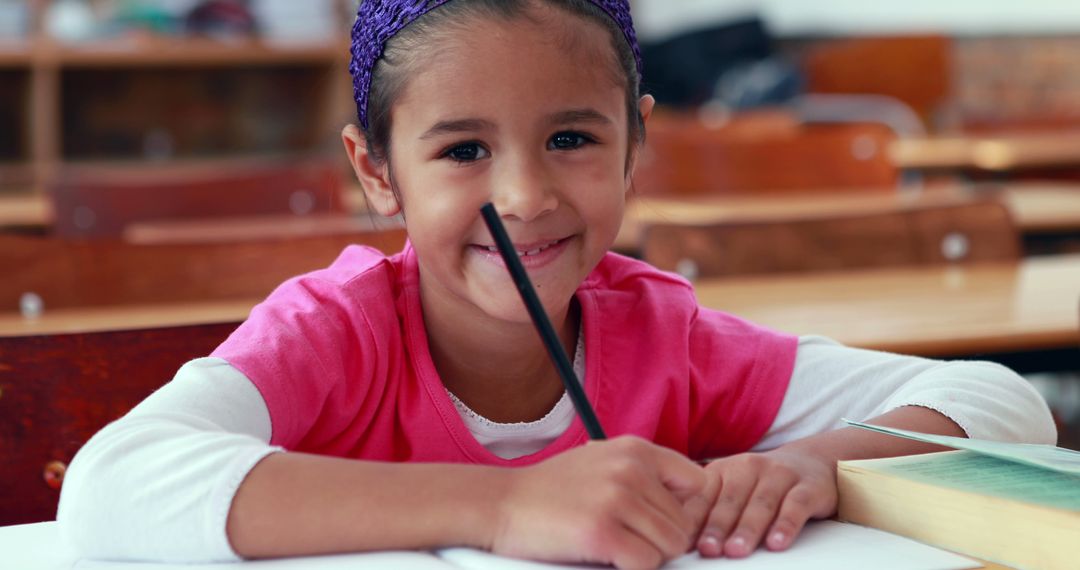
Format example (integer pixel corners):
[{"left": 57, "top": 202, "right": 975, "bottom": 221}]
[{"left": 445, "top": 321, "right": 585, "bottom": 433}]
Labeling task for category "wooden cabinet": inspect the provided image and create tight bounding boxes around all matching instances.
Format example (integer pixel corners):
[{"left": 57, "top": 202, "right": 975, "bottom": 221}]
[
  {"left": 0, "top": 50, "right": 33, "bottom": 190},
  {"left": 0, "top": 4, "right": 352, "bottom": 195},
  {"left": 0, "top": 322, "right": 240, "bottom": 525}
]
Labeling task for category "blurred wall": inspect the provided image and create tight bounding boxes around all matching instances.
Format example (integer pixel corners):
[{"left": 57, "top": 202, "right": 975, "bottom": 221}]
[{"left": 634, "top": 0, "right": 1080, "bottom": 41}]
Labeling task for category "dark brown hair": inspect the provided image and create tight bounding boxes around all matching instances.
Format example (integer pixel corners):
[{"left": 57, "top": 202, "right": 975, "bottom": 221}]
[{"left": 361, "top": 0, "right": 645, "bottom": 171}]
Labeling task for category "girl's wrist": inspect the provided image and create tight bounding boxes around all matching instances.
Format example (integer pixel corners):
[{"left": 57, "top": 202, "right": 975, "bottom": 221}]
[
  {"left": 451, "top": 464, "right": 516, "bottom": 550},
  {"left": 769, "top": 406, "right": 968, "bottom": 467}
]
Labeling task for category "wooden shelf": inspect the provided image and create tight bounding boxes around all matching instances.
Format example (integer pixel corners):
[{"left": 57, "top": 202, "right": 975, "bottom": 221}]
[
  {"left": 33, "top": 36, "right": 347, "bottom": 68},
  {"left": 3, "top": 2, "right": 356, "bottom": 197},
  {"left": 890, "top": 131, "right": 1080, "bottom": 171},
  {"left": 0, "top": 70, "right": 30, "bottom": 166},
  {"left": 2, "top": 36, "right": 347, "bottom": 68},
  {"left": 0, "top": 163, "right": 34, "bottom": 190},
  {"left": 0, "top": 41, "right": 32, "bottom": 67}
]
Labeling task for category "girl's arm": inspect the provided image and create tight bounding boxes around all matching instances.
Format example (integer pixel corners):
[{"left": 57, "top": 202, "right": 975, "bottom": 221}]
[
  {"left": 754, "top": 335, "right": 1056, "bottom": 448},
  {"left": 58, "top": 358, "right": 278, "bottom": 562},
  {"left": 60, "top": 358, "right": 708, "bottom": 569},
  {"left": 228, "top": 436, "right": 707, "bottom": 569},
  {"left": 696, "top": 336, "right": 1056, "bottom": 559}
]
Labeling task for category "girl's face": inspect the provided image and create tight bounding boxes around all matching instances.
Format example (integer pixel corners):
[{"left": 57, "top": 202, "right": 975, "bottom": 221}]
[{"left": 356, "top": 6, "right": 652, "bottom": 327}]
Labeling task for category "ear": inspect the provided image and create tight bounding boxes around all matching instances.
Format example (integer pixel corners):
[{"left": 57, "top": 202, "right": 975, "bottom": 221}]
[
  {"left": 342, "top": 124, "right": 401, "bottom": 217},
  {"left": 625, "top": 94, "right": 656, "bottom": 186}
]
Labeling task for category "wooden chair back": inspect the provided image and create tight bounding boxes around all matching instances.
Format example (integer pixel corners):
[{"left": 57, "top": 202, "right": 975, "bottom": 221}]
[
  {"left": 0, "top": 322, "right": 239, "bottom": 525},
  {"left": 802, "top": 35, "right": 951, "bottom": 126},
  {"left": 642, "top": 197, "right": 1020, "bottom": 278},
  {"left": 1, "top": 227, "right": 406, "bottom": 312},
  {"left": 50, "top": 158, "right": 346, "bottom": 238},
  {"left": 633, "top": 112, "right": 899, "bottom": 196}
]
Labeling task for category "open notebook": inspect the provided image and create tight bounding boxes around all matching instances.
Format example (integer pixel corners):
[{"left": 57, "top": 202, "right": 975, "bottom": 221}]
[
  {"left": 843, "top": 419, "right": 1080, "bottom": 475},
  {"left": 73, "top": 520, "right": 978, "bottom": 570}
]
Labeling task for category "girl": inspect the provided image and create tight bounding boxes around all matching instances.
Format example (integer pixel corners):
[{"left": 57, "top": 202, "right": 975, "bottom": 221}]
[{"left": 58, "top": 1, "right": 1055, "bottom": 569}]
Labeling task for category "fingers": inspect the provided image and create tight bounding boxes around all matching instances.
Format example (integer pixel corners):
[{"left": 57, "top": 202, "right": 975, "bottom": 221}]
[
  {"left": 628, "top": 437, "right": 713, "bottom": 541},
  {"left": 697, "top": 454, "right": 834, "bottom": 559},
  {"left": 597, "top": 437, "right": 710, "bottom": 567},
  {"left": 639, "top": 441, "right": 711, "bottom": 543},
  {"left": 764, "top": 482, "right": 830, "bottom": 551},
  {"left": 576, "top": 498, "right": 687, "bottom": 570},
  {"left": 606, "top": 531, "right": 665, "bottom": 570},
  {"left": 636, "top": 439, "right": 709, "bottom": 501},
  {"left": 607, "top": 438, "right": 704, "bottom": 553},
  {"left": 614, "top": 492, "right": 694, "bottom": 566},
  {"left": 630, "top": 464, "right": 699, "bottom": 544},
  {"left": 697, "top": 461, "right": 754, "bottom": 557},
  {"left": 679, "top": 489, "right": 715, "bottom": 542},
  {"left": 719, "top": 465, "right": 798, "bottom": 557},
  {"left": 492, "top": 438, "right": 711, "bottom": 569}
]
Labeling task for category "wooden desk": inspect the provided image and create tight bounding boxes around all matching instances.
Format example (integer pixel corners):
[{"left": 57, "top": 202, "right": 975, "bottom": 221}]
[
  {"left": 13, "top": 253, "right": 1067, "bottom": 354},
  {"left": 124, "top": 212, "right": 403, "bottom": 245},
  {"left": 694, "top": 254, "right": 1080, "bottom": 357},
  {"left": 1005, "top": 183, "right": 1080, "bottom": 234},
  {"left": 617, "top": 184, "right": 1080, "bottom": 251},
  {"left": 6, "top": 183, "right": 1075, "bottom": 239},
  {"left": 0, "top": 298, "right": 254, "bottom": 337},
  {"left": 33, "top": 36, "right": 346, "bottom": 68},
  {"left": 890, "top": 132, "right": 1080, "bottom": 171},
  {"left": 0, "top": 187, "right": 376, "bottom": 233},
  {"left": 0, "top": 193, "right": 51, "bottom": 229}
]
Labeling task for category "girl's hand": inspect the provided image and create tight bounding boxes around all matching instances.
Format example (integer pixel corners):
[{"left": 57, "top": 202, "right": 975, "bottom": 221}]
[
  {"left": 490, "top": 436, "right": 709, "bottom": 570},
  {"left": 696, "top": 449, "right": 837, "bottom": 558}
]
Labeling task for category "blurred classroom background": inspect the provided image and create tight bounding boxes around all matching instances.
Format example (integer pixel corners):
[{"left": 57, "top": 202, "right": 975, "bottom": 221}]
[{"left": 2, "top": 0, "right": 1080, "bottom": 524}]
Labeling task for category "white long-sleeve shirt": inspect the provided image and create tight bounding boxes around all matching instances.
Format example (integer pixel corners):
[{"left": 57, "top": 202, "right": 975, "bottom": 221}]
[{"left": 57, "top": 335, "right": 1056, "bottom": 562}]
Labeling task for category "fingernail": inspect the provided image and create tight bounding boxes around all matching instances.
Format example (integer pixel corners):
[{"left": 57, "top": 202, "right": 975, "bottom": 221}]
[
  {"left": 727, "top": 535, "right": 749, "bottom": 556},
  {"left": 769, "top": 531, "right": 787, "bottom": 549},
  {"left": 699, "top": 534, "right": 723, "bottom": 557}
]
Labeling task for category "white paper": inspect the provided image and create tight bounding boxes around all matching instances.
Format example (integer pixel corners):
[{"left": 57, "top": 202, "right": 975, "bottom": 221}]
[
  {"left": 438, "top": 520, "right": 979, "bottom": 570},
  {"left": 74, "top": 551, "right": 456, "bottom": 570},
  {"left": 6, "top": 520, "right": 977, "bottom": 570}
]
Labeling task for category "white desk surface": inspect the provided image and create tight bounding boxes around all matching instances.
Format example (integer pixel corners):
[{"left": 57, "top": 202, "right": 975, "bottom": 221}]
[
  {"left": 0, "top": 520, "right": 984, "bottom": 570},
  {"left": 2, "top": 522, "right": 77, "bottom": 570}
]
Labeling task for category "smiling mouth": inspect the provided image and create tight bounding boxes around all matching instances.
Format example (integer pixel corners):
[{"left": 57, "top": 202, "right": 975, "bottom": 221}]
[{"left": 482, "top": 237, "right": 566, "bottom": 257}]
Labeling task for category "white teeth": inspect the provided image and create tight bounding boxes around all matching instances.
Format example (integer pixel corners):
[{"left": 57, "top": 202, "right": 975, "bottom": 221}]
[{"left": 491, "top": 238, "right": 561, "bottom": 256}]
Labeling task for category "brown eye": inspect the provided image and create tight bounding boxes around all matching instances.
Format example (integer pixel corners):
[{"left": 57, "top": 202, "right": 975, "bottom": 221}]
[
  {"left": 444, "top": 142, "right": 489, "bottom": 162},
  {"left": 548, "top": 132, "right": 593, "bottom": 150}
]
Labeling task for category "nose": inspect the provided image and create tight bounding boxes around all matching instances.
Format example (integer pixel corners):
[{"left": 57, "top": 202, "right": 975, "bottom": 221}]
[{"left": 490, "top": 152, "right": 558, "bottom": 223}]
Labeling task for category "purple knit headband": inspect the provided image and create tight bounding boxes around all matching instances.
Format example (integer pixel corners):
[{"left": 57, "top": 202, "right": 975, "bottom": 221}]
[{"left": 349, "top": 0, "right": 643, "bottom": 130}]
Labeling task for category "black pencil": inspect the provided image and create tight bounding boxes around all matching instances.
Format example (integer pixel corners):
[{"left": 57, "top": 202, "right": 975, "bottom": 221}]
[{"left": 479, "top": 203, "right": 607, "bottom": 440}]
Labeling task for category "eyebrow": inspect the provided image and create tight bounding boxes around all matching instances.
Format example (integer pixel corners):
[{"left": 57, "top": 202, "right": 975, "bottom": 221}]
[
  {"left": 419, "top": 118, "right": 497, "bottom": 140},
  {"left": 547, "top": 108, "right": 614, "bottom": 127},
  {"left": 419, "top": 108, "right": 615, "bottom": 140}
]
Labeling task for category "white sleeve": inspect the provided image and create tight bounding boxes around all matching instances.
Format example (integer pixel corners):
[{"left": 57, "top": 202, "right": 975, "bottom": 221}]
[
  {"left": 753, "top": 336, "right": 1057, "bottom": 451},
  {"left": 57, "top": 357, "right": 280, "bottom": 563}
]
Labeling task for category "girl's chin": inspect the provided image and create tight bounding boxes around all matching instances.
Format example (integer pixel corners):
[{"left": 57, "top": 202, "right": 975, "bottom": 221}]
[{"left": 471, "top": 286, "right": 572, "bottom": 326}]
